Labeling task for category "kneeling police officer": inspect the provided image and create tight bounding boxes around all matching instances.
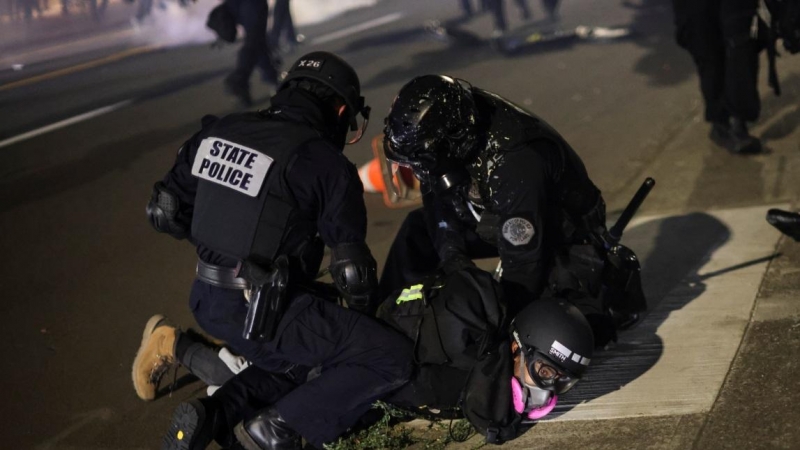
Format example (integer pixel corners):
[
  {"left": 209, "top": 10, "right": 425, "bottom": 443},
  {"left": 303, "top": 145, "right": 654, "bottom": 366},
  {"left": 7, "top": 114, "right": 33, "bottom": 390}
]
[
  {"left": 134, "top": 52, "right": 386, "bottom": 404},
  {"left": 378, "top": 75, "right": 647, "bottom": 347}
]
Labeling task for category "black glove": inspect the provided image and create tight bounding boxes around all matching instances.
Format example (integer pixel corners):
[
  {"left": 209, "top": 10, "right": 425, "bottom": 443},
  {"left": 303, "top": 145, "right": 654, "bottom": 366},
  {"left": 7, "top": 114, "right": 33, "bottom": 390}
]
[
  {"left": 329, "top": 243, "right": 378, "bottom": 313},
  {"left": 237, "top": 259, "right": 274, "bottom": 287},
  {"left": 438, "top": 253, "right": 476, "bottom": 276}
]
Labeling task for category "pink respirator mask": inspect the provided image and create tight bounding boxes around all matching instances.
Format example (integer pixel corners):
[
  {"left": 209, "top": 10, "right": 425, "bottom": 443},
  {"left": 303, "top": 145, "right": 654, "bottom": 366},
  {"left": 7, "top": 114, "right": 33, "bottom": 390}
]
[{"left": 511, "top": 376, "right": 558, "bottom": 420}]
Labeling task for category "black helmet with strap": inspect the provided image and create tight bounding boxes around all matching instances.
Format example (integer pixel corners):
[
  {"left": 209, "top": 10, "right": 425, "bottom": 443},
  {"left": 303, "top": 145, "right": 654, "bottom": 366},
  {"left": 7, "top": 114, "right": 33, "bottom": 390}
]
[
  {"left": 280, "top": 51, "right": 371, "bottom": 140},
  {"left": 512, "top": 298, "right": 594, "bottom": 380},
  {"left": 382, "top": 74, "right": 478, "bottom": 191}
]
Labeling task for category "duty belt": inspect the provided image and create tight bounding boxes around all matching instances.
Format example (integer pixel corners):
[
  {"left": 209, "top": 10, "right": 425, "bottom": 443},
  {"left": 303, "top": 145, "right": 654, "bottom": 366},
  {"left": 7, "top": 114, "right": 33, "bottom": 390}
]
[{"left": 196, "top": 260, "right": 249, "bottom": 290}]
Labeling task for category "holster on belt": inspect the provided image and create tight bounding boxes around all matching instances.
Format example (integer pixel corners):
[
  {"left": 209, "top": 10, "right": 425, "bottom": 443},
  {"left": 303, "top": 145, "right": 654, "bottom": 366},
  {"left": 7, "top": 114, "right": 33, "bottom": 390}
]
[{"left": 238, "top": 255, "right": 290, "bottom": 342}]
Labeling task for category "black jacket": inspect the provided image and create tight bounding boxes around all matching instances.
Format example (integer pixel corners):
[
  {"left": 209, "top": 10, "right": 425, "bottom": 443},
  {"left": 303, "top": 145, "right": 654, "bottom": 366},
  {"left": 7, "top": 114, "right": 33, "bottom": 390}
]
[
  {"left": 379, "top": 267, "right": 518, "bottom": 442},
  {"left": 430, "top": 88, "right": 604, "bottom": 314},
  {"left": 161, "top": 87, "right": 368, "bottom": 281}
]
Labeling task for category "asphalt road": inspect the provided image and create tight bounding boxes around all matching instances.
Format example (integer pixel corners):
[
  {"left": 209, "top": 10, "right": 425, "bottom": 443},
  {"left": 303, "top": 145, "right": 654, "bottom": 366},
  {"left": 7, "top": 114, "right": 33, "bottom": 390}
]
[{"left": 1, "top": 0, "right": 800, "bottom": 449}]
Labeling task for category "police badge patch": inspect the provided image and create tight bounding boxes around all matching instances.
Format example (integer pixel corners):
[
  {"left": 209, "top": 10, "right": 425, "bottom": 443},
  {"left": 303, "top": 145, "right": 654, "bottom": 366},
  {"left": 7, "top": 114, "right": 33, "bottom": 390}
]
[{"left": 502, "top": 217, "right": 535, "bottom": 246}]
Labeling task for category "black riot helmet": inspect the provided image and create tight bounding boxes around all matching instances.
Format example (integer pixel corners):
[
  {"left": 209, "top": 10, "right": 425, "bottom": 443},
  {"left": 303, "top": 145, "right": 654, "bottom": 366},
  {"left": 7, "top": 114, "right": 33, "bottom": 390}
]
[
  {"left": 511, "top": 298, "right": 594, "bottom": 393},
  {"left": 280, "top": 51, "right": 371, "bottom": 142},
  {"left": 382, "top": 75, "right": 478, "bottom": 192}
]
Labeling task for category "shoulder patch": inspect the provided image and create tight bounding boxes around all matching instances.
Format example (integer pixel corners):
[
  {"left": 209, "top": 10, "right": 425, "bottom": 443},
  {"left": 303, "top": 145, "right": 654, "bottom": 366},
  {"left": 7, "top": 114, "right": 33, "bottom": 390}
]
[{"left": 502, "top": 217, "right": 535, "bottom": 246}]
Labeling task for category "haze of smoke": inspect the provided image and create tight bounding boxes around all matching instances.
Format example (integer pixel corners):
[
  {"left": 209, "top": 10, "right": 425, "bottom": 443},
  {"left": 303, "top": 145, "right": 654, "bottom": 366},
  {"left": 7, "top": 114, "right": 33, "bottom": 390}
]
[{"left": 131, "top": 0, "right": 378, "bottom": 47}]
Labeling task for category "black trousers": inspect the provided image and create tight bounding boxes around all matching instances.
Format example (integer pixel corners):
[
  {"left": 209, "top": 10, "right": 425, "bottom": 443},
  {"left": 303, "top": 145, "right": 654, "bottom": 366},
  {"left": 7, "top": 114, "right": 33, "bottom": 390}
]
[
  {"left": 483, "top": 0, "right": 551, "bottom": 31},
  {"left": 227, "top": 0, "right": 278, "bottom": 88},
  {"left": 212, "top": 367, "right": 300, "bottom": 447},
  {"left": 193, "top": 287, "right": 414, "bottom": 448},
  {"left": 269, "top": 0, "right": 296, "bottom": 46},
  {"left": 190, "top": 279, "right": 295, "bottom": 373},
  {"left": 673, "top": 0, "right": 760, "bottom": 123}
]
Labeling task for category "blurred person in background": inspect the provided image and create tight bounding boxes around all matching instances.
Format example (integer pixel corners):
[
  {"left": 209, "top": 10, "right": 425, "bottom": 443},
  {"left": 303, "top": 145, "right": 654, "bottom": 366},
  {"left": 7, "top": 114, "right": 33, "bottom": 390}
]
[
  {"left": 458, "top": 0, "right": 560, "bottom": 37},
  {"left": 671, "top": 0, "right": 762, "bottom": 154},
  {"left": 485, "top": 0, "right": 530, "bottom": 36},
  {"left": 133, "top": 0, "right": 152, "bottom": 24},
  {"left": 19, "top": 0, "right": 41, "bottom": 21},
  {"left": 87, "top": 0, "right": 108, "bottom": 20},
  {"left": 222, "top": 0, "right": 280, "bottom": 106},
  {"left": 269, "top": 0, "right": 303, "bottom": 54}
]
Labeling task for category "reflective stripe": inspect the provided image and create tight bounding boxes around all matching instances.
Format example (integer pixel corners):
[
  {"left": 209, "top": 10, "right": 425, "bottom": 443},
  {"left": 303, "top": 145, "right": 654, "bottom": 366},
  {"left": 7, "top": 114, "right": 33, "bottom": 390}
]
[{"left": 396, "top": 284, "right": 424, "bottom": 304}]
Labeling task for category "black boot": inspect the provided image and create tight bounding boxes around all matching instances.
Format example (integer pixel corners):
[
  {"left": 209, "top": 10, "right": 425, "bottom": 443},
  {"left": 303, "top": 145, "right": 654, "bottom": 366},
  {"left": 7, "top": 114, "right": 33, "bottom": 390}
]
[
  {"left": 710, "top": 118, "right": 761, "bottom": 155},
  {"left": 162, "top": 398, "right": 225, "bottom": 450},
  {"left": 766, "top": 209, "right": 800, "bottom": 241},
  {"left": 234, "top": 408, "right": 301, "bottom": 450}
]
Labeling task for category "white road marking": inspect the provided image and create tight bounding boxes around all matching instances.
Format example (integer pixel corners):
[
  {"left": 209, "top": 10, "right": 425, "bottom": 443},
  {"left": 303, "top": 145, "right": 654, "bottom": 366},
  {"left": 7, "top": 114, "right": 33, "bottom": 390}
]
[
  {"left": 546, "top": 204, "right": 785, "bottom": 421},
  {"left": 310, "top": 12, "right": 404, "bottom": 45},
  {"left": 0, "top": 100, "right": 133, "bottom": 149}
]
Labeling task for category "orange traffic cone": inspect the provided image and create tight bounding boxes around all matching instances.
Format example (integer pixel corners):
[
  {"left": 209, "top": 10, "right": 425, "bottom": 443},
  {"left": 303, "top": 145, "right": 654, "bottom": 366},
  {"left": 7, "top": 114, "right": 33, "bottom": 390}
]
[
  {"left": 359, "top": 157, "right": 385, "bottom": 193},
  {"left": 358, "top": 157, "right": 417, "bottom": 194},
  {"left": 360, "top": 134, "right": 423, "bottom": 208}
]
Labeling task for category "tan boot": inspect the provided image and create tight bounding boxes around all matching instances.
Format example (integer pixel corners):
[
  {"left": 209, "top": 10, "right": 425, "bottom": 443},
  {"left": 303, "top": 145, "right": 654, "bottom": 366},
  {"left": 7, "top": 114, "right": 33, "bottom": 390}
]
[{"left": 132, "top": 314, "right": 178, "bottom": 401}]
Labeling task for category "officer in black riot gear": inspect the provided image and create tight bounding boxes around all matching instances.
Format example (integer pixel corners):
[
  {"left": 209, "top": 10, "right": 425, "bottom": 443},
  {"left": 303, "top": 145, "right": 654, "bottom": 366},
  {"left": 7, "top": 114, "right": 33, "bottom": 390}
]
[
  {"left": 138, "top": 51, "right": 413, "bottom": 450},
  {"left": 671, "top": 0, "right": 762, "bottom": 154},
  {"left": 145, "top": 50, "right": 379, "bottom": 318},
  {"left": 378, "top": 74, "right": 646, "bottom": 348}
]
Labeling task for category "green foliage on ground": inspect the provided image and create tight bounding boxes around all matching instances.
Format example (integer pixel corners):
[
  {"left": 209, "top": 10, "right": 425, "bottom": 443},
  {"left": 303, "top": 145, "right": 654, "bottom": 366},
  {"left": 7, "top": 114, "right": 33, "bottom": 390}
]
[{"left": 323, "top": 402, "right": 478, "bottom": 450}]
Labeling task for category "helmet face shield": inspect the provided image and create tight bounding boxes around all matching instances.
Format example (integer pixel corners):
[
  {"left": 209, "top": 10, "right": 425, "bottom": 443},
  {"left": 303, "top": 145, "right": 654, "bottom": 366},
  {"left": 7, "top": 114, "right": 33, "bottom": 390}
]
[
  {"left": 384, "top": 135, "right": 473, "bottom": 197},
  {"left": 514, "top": 331, "right": 581, "bottom": 395},
  {"left": 511, "top": 298, "right": 595, "bottom": 379},
  {"left": 383, "top": 133, "right": 440, "bottom": 192},
  {"left": 374, "top": 135, "right": 423, "bottom": 207},
  {"left": 346, "top": 105, "right": 371, "bottom": 145},
  {"left": 383, "top": 134, "right": 430, "bottom": 174},
  {"left": 524, "top": 351, "right": 580, "bottom": 394}
]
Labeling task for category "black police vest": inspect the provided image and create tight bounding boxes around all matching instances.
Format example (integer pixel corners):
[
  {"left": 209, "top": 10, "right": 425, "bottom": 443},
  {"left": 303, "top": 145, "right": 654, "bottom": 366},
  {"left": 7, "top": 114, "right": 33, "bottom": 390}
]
[{"left": 190, "top": 113, "right": 321, "bottom": 265}]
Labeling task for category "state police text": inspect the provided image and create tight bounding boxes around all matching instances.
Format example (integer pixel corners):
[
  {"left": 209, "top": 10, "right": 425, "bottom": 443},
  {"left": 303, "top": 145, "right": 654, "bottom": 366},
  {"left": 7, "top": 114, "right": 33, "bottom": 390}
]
[{"left": 196, "top": 141, "right": 260, "bottom": 192}]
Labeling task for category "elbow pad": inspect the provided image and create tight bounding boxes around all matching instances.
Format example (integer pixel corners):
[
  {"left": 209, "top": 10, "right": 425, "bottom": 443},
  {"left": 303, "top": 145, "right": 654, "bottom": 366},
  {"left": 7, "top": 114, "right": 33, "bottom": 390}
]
[
  {"left": 329, "top": 242, "right": 378, "bottom": 311},
  {"left": 145, "top": 181, "right": 190, "bottom": 240}
]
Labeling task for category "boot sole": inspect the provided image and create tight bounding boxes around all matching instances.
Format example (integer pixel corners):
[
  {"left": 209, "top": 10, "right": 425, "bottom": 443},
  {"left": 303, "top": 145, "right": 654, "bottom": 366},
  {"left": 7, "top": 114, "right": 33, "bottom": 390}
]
[
  {"left": 131, "top": 314, "right": 168, "bottom": 400},
  {"left": 142, "top": 314, "right": 167, "bottom": 342},
  {"left": 162, "top": 400, "right": 207, "bottom": 450},
  {"left": 233, "top": 422, "right": 262, "bottom": 450}
]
